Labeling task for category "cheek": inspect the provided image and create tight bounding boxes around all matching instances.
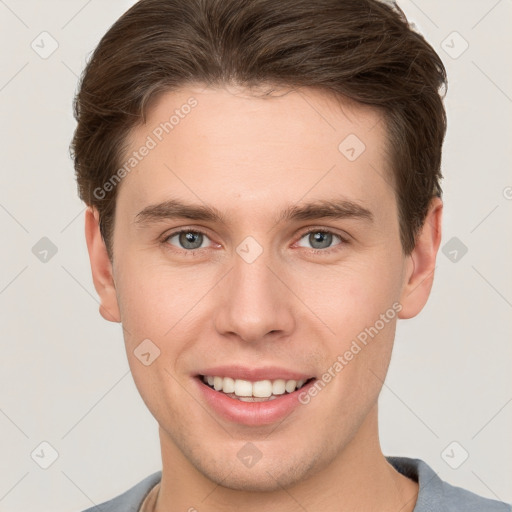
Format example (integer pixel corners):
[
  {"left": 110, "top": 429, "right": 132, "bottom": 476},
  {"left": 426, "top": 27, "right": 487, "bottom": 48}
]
[
  {"left": 306, "top": 256, "right": 403, "bottom": 326},
  {"left": 115, "top": 261, "right": 199, "bottom": 418},
  {"left": 311, "top": 265, "right": 401, "bottom": 412},
  {"left": 114, "top": 257, "right": 202, "bottom": 337}
]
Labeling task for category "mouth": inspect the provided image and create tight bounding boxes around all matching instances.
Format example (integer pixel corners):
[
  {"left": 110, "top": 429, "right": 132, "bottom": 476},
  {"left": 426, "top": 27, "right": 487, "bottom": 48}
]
[
  {"left": 193, "top": 366, "right": 318, "bottom": 425},
  {"left": 198, "top": 374, "right": 315, "bottom": 402}
]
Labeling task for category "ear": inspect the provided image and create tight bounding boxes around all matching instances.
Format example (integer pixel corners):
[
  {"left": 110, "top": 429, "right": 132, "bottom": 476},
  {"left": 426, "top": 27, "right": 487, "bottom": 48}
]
[
  {"left": 398, "top": 197, "right": 443, "bottom": 319},
  {"left": 84, "top": 206, "right": 121, "bottom": 323}
]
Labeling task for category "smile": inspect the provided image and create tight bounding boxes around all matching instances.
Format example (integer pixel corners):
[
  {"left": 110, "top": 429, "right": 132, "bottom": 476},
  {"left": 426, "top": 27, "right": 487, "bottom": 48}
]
[{"left": 200, "top": 375, "right": 312, "bottom": 402}]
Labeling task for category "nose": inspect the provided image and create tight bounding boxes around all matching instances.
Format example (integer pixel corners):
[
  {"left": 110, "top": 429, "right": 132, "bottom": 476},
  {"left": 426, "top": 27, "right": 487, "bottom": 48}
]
[{"left": 213, "top": 245, "right": 295, "bottom": 344}]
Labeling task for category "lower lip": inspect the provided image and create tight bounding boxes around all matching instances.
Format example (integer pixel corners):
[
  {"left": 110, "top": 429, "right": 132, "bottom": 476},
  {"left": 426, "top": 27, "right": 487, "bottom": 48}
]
[{"left": 194, "top": 377, "right": 316, "bottom": 426}]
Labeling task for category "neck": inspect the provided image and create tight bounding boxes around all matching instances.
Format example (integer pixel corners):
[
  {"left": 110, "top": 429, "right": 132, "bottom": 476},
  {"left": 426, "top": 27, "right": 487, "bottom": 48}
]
[{"left": 153, "top": 406, "right": 418, "bottom": 512}]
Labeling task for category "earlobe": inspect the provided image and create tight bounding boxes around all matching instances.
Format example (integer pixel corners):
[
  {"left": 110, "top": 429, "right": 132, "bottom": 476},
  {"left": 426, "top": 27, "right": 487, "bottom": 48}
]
[
  {"left": 84, "top": 206, "right": 121, "bottom": 323},
  {"left": 398, "top": 197, "right": 443, "bottom": 319}
]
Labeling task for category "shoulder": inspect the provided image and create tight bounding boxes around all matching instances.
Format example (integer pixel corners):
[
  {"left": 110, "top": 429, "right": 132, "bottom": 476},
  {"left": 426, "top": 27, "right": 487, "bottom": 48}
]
[
  {"left": 387, "top": 456, "right": 511, "bottom": 512},
  {"left": 79, "top": 471, "right": 162, "bottom": 512}
]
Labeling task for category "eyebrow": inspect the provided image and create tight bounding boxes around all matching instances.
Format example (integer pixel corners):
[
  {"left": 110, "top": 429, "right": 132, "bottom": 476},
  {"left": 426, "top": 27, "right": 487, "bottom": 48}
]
[{"left": 134, "top": 197, "right": 374, "bottom": 227}]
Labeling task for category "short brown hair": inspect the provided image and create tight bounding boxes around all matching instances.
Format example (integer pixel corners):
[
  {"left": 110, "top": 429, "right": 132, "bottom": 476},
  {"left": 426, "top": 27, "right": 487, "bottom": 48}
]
[{"left": 70, "top": 0, "right": 447, "bottom": 260}]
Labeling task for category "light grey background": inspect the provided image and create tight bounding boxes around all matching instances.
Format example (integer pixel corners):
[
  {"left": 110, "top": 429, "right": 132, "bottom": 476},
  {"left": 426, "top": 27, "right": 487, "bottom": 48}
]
[{"left": 0, "top": 1, "right": 511, "bottom": 510}]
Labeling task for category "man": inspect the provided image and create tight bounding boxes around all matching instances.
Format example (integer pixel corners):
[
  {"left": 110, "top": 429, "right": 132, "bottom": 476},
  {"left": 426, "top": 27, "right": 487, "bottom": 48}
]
[{"left": 71, "top": 0, "right": 510, "bottom": 510}]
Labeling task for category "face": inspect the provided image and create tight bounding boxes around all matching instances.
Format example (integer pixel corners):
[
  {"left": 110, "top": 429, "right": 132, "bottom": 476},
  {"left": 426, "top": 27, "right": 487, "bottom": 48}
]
[{"left": 88, "top": 85, "right": 434, "bottom": 492}]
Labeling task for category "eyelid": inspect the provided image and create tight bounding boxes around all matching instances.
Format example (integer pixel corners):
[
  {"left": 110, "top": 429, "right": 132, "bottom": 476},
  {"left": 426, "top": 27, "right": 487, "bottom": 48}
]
[
  {"left": 294, "top": 227, "right": 349, "bottom": 253},
  {"left": 161, "top": 226, "right": 217, "bottom": 251},
  {"left": 161, "top": 226, "right": 349, "bottom": 253}
]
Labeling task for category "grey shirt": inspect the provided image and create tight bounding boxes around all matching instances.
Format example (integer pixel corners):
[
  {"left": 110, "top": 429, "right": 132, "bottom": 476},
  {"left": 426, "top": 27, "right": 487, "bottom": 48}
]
[{"left": 80, "top": 456, "right": 511, "bottom": 511}]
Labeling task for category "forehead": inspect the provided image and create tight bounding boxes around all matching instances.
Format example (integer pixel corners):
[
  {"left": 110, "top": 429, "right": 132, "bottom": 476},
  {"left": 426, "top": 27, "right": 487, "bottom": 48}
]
[{"left": 117, "top": 85, "right": 393, "bottom": 221}]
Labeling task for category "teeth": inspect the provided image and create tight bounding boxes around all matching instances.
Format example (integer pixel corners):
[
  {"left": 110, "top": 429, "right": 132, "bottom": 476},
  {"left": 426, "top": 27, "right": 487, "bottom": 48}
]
[
  {"left": 285, "top": 380, "right": 297, "bottom": 393},
  {"left": 234, "top": 379, "right": 253, "bottom": 397},
  {"left": 272, "top": 379, "right": 286, "bottom": 395},
  {"left": 202, "top": 375, "right": 309, "bottom": 398},
  {"left": 238, "top": 395, "right": 279, "bottom": 402},
  {"left": 253, "top": 380, "right": 272, "bottom": 398},
  {"left": 223, "top": 377, "right": 235, "bottom": 393},
  {"left": 213, "top": 376, "right": 223, "bottom": 391}
]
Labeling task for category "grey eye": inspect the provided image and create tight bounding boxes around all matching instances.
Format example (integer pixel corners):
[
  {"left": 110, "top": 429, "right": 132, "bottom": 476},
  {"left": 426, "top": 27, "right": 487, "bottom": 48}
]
[
  {"left": 297, "top": 231, "right": 342, "bottom": 250},
  {"left": 167, "top": 231, "right": 210, "bottom": 250}
]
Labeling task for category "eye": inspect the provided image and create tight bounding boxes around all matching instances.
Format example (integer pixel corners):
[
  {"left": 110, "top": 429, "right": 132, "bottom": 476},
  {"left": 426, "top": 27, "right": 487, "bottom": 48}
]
[
  {"left": 161, "top": 227, "right": 348, "bottom": 254},
  {"left": 164, "top": 229, "right": 212, "bottom": 251},
  {"left": 296, "top": 229, "right": 346, "bottom": 252}
]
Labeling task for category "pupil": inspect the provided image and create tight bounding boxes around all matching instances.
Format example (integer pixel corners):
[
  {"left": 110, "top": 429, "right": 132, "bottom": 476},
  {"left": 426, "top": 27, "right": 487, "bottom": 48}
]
[
  {"left": 180, "top": 231, "right": 202, "bottom": 249},
  {"left": 311, "top": 232, "right": 331, "bottom": 249}
]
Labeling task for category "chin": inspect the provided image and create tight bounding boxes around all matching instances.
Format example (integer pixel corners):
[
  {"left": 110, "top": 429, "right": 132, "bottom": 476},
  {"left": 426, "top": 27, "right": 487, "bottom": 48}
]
[
  {"left": 186, "top": 441, "right": 329, "bottom": 493},
  {"left": 202, "top": 460, "right": 313, "bottom": 492}
]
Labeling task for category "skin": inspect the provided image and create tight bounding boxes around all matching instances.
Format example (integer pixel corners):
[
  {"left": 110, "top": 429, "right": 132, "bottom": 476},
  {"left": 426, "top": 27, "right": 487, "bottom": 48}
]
[{"left": 85, "top": 85, "right": 442, "bottom": 512}]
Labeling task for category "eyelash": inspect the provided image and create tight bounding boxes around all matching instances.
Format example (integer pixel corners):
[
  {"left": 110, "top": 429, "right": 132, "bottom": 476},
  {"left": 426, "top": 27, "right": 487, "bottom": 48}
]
[
  {"left": 160, "top": 227, "right": 349, "bottom": 255},
  {"left": 298, "top": 228, "right": 349, "bottom": 254}
]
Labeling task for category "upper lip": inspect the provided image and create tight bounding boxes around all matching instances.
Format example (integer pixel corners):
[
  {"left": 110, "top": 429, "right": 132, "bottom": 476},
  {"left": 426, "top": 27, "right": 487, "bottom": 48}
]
[{"left": 196, "top": 365, "right": 314, "bottom": 382}]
